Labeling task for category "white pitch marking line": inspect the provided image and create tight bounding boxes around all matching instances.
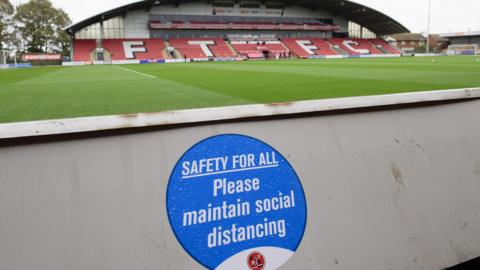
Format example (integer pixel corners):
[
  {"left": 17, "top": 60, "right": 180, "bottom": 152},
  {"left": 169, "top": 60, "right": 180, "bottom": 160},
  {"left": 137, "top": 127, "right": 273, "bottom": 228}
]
[{"left": 115, "top": 65, "right": 156, "bottom": 79}]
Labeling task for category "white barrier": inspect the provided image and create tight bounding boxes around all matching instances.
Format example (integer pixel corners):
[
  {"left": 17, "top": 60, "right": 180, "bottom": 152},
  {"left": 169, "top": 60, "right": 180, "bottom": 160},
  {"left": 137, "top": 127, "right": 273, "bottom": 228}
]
[
  {"left": 322, "top": 55, "right": 345, "bottom": 59},
  {"left": 414, "top": 53, "right": 448, "bottom": 57},
  {"left": 1, "top": 89, "right": 480, "bottom": 270},
  {"left": 62, "top": 61, "right": 89, "bottom": 66},
  {"left": 192, "top": 58, "right": 210, "bottom": 62},
  {"left": 1, "top": 88, "right": 478, "bottom": 139},
  {"left": 359, "top": 54, "right": 402, "bottom": 58},
  {"left": 309, "top": 54, "right": 402, "bottom": 60},
  {"left": 111, "top": 60, "right": 141, "bottom": 65},
  {"left": 213, "top": 57, "right": 237, "bottom": 62},
  {"left": 165, "top": 59, "right": 187, "bottom": 63}
]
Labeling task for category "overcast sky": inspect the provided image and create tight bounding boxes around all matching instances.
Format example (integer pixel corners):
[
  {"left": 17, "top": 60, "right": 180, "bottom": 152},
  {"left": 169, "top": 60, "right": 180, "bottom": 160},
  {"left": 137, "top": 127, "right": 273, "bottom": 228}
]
[{"left": 11, "top": 0, "right": 480, "bottom": 34}]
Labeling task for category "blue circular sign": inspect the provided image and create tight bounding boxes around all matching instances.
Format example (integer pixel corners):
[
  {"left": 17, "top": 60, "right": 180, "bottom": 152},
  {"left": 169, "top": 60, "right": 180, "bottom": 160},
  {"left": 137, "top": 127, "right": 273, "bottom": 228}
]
[{"left": 167, "top": 134, "right": 307, "bottom": 270}]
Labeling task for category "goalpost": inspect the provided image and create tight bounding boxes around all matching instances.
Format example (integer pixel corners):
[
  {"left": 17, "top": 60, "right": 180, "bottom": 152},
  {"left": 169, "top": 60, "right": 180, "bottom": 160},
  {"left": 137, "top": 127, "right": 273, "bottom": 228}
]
[{"left": 447, "top": 44, "right": 478, "bottom": 55}]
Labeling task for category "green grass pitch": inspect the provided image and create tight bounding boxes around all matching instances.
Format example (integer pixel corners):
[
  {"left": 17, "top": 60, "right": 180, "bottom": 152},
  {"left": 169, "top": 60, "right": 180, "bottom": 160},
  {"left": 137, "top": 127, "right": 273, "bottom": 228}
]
[{"left": 1, "top": 56, "right": 480, "bottom": 124}]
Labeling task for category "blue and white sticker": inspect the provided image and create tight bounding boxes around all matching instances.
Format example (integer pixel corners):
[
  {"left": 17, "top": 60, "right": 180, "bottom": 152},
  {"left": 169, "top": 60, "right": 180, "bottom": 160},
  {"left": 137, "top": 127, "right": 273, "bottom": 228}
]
[{"left": 167, "top": 134, "right": 307, "bottom": 270}]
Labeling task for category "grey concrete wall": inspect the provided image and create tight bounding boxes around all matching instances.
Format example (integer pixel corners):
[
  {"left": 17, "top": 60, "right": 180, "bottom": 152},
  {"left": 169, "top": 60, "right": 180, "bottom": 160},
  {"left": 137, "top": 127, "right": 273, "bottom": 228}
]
[
  {"left": 1, "top": 99, "right": 480, "bottom": 270},
  {"left": 124, "top": 11, "right": 150, "bottom": 39}
]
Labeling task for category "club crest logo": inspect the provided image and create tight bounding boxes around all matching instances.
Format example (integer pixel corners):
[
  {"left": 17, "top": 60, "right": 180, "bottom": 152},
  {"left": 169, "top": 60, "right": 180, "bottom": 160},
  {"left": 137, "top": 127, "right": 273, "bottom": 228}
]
[{"left": 247, "top": 251, "right": 266, "bottom": 270}]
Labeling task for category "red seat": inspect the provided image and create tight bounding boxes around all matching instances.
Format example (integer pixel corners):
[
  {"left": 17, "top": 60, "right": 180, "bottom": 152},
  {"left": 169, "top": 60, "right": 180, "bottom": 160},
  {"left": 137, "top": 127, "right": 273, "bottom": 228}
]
[{"left": 73, "top": 39, "right": 96, "bottom": 61}]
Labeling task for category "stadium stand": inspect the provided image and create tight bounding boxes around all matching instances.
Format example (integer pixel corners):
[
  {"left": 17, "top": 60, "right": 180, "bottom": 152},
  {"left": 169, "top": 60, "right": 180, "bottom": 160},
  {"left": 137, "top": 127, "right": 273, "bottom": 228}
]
[
  {"left": 66, "top": 0, "right": 409, "bottom": 63},
  {"left": 73, "top": 39, "right": 96, "bottom": 61},
  {"left": 102, "top": 39, "right": 166, "bottom": 61},
  {"left": 282, "top": 38, "right": 338, "bottom": 58},
  {"left": 168, "top": 38, "right": 235, "bottom": 58}
]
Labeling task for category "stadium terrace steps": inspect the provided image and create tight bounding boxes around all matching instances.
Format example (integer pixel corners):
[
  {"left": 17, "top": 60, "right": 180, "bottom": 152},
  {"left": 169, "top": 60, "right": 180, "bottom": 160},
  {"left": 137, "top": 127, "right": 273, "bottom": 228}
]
[
  {"left": 351, "top": 38, "right": 384, "bottom": 54},
  {"left": 279, "top": 41, "right": 292, "bottom": 53},
  {"left": 162, "top": 41, "right": 173, "bottom": 59},
  {"left": 207, "top": 39, "right": 237, "bottom": 57},
  {"left": 370, "top": 38, "right": 402, "bottom": 54},
  {"left": 280, "top": 38, "right": 310, "bottom": 58},
  {"left": 331, "top": 45, "right": 348, "bottom": 55},
  {"left": 225, "top": 42, "right": 239, "bottom": 57},
  {"left": 372, "top": 42, "right": 391, "bottom": 54},
  {"left": 72, "top": 38, "right": 400, "bottom": 61}
]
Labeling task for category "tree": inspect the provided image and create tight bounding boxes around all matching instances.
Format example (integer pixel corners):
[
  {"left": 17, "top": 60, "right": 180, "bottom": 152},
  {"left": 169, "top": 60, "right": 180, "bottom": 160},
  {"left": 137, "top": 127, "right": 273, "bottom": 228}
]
[
  {"left": 52, "top": 8, "right": 72, "bottom": 56},
  {"left": 0, "top": 0, "right": 14, "bottom": 50},
  {"left": 14, "top": 0, "right": 71, "bottom": 53}
]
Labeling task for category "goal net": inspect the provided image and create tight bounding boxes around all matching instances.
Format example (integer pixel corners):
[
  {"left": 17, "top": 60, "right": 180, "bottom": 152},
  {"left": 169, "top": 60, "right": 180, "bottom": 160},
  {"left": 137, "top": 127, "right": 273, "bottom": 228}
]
[
  {"left": 0, "top": 50, "right": 7, "bottom": 65},
  {"left": 0, "top": 50, "right": 17, "bottom": 68},
  {"left": 447, "top": 44, "right": 478, "bottom": 55}
]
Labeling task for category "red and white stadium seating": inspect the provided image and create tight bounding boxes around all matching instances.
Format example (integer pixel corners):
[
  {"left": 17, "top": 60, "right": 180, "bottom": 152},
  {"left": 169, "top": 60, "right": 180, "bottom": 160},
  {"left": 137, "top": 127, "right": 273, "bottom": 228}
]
[
  {"left": 328, "top": 38, "right": 384, "bottom": 55},
  {"left": 370, "top": 38, "right": 401, "bottom": 54},
  {"left": 350, "top": 38, "right": 384, "bottom": 54},
  {"left": 73, "top": 39, "right": 96, "bottom": 61},
  {"left": 281, "top": 38, "right": 338, "bottom": 57},
  {"left": 229, "top": 40, "right": 289, "bottom": 58},
  {"left": 168, "top": 38, "right": 235, "bottom": 58},
  {"left": 102, "top": 39, "right": 166, "bottom": 60},
  {"left": 72, "top": 37, "right": 400, "bottom": 62}
]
